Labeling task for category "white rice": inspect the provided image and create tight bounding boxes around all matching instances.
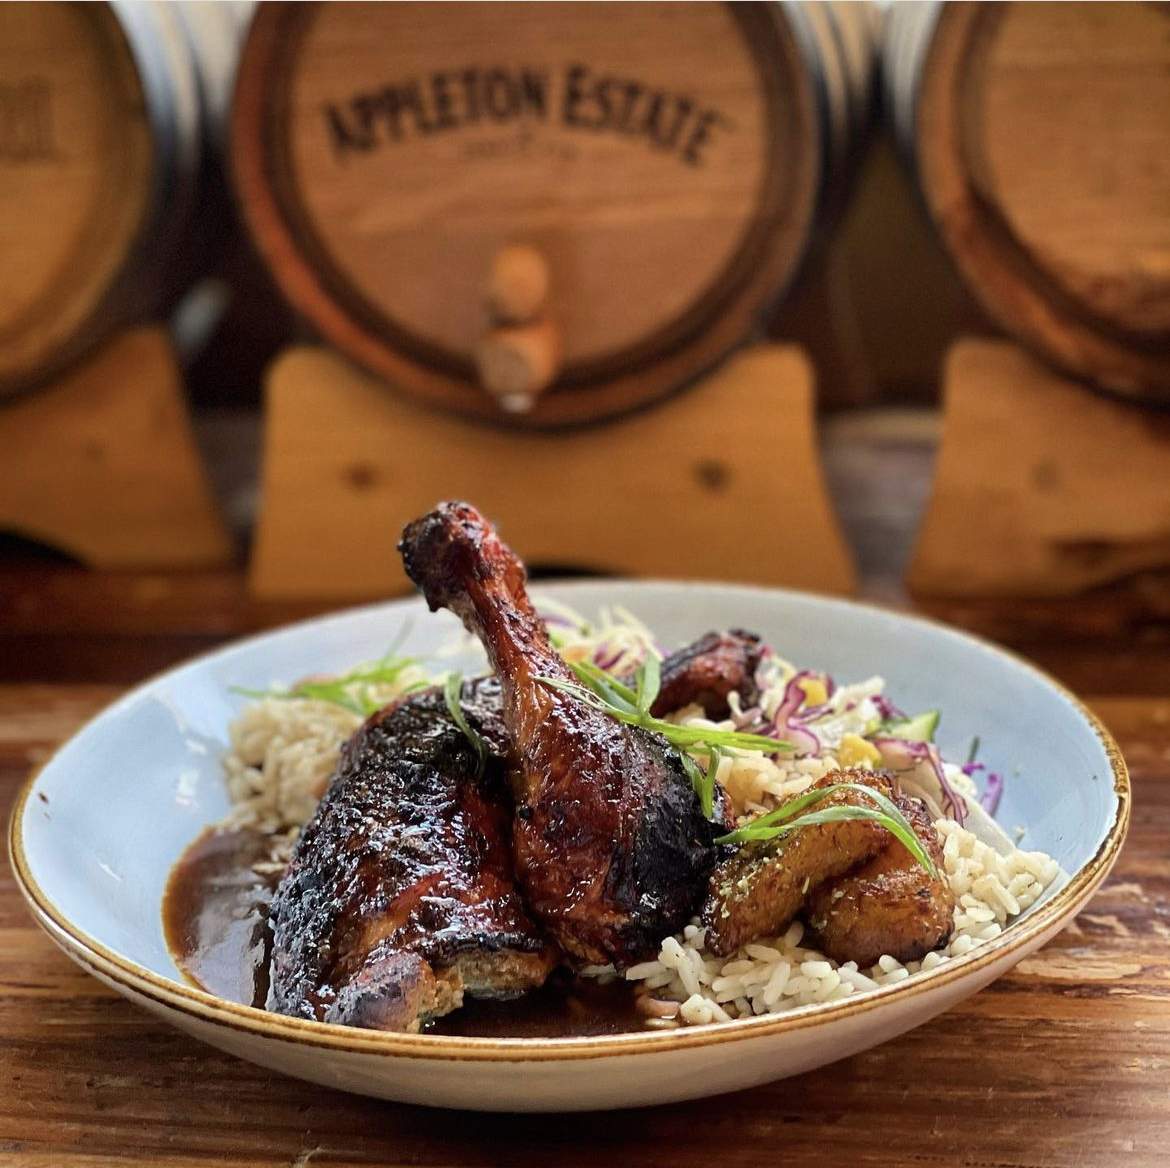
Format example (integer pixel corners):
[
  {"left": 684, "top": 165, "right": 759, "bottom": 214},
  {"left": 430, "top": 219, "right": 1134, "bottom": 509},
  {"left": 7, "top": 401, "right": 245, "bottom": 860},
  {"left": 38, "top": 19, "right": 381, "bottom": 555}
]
[
  {"left": 222, "top": 660, "right": 430, "bottom": 850},
  {"left": 224, "top": 698, "right": 363, "bottom": 833},
  {"left": 619, "top": 819, "right": 1061, "bottom": 1024},
  {"left": 217, "top": 604, "right": 1062, "bottom": 1025}
]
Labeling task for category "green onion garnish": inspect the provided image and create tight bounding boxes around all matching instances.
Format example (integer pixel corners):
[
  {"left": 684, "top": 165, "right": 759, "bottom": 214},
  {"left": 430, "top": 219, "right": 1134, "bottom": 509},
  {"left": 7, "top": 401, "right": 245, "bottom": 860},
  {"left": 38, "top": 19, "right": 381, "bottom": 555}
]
[
  {"left": 716, "top": 781, "right": 938, "bottom": 879},
  {"left": 680, "top": 751, "right": 704, "bottom": 797},
  {"left": 699, "top": 745, "right": 722, "bottom": 821},
  {"left": 569, "top": 659, "right": 640, "bottom": 708},
  {"left": 538, "top": 657, "right": 790, "bottom": 767},
  {"left": 232, "top": 651, "right": 425, "bottom": 717},
  {"left": 443, "top": 670, "right": 488, "bottom": 777},
  {"left": 634, "top": 650, "right": 661, "bottom": 715}
]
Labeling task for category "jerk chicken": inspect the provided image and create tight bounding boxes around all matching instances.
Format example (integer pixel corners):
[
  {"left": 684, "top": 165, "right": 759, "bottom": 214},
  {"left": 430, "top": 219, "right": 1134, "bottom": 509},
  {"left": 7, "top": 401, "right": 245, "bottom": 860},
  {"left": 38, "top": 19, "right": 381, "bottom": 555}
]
[
  {"left": 267, "top": 678, "right": 556, "bottom": 1030},
  {"left": 262, "top": 500, "right": 956, "bottom": 1032},
  {"left": 399, "top": 501, "right": 719, "bottom": 967}
]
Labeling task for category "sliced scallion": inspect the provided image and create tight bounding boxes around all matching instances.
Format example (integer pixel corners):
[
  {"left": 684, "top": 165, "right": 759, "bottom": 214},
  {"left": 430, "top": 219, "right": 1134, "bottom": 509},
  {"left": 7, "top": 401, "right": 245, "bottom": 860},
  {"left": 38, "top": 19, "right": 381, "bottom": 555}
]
[
  {"left": 538, "top": 674, "right": 790, "bottom": 756},
  {"left": 443, "top": 670, "right": 488, "bottom": 776},
  {"left": 635, "top": 651, "right": 662, "bottom": 715},
  {"left": 232, "top": 651, "right": 424, "bottom": 717},
  {"left": 716, "top": 780, "right": 938, "bottom": 878},
  {"left": 699, "top": 745, "right": 722, "bottom": 821}
]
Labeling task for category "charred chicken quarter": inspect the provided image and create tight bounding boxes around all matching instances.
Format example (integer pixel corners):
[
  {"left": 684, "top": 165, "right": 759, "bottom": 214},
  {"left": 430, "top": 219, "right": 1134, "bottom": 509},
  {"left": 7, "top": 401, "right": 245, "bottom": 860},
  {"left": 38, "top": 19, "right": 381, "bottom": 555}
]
[{"left": 267, "top": 678, "right": 556, "bottom": 1030}]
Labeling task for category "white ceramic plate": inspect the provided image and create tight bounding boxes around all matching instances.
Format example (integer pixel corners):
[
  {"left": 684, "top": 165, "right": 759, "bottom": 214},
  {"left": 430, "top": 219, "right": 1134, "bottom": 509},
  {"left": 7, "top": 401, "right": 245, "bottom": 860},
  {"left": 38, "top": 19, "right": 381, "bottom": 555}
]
[{"left": 11, "top": 582, "right": 1128, "bottom": 1111}]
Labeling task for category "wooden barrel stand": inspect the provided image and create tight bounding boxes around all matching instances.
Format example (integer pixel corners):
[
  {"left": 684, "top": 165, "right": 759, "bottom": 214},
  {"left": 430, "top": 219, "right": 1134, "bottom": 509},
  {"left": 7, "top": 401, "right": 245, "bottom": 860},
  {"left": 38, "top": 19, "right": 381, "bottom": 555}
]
[
  {"left": 0, "top": 329, "right": 231, "bottom": 569},
  {"left": 910, "top": 339, "right": 1170, "bottom": 597},
  {"left": 250, "top": 342, "right": 856, "bottom": 599},
  {"left": 885, "top": 2, "right": 1170, "bottom": 596}
]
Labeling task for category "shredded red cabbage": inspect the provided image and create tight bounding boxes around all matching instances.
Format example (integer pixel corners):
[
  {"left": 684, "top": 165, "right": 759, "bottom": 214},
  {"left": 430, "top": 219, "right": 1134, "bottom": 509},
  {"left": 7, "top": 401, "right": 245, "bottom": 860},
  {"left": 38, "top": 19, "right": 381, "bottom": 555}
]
[
  {"left": 961, "top": 761, "right": 1004, "bottom": 815},
  {"left": 782, "top": 722, "right": 821, "bottom": 755},
  {"left": 795, "top": 701, "right": 832, "bottom": 721},
  {"left": 591, "top": 644, "right": 624, "bottom": 670},
  {"left": 540, "top": 612, "right": 576, "bottom": 629},
  {"left": 769, "top": 672, "right": 822, "bottom": 756},
  {"left": 873, "top": 736, "right": 967, "bottom": 825},
  {"left": 978, "top": 769, "right": 1004, "bottom": 816},
  {"left": 772, "top": 671, "right": 811, "bottom": 721}
]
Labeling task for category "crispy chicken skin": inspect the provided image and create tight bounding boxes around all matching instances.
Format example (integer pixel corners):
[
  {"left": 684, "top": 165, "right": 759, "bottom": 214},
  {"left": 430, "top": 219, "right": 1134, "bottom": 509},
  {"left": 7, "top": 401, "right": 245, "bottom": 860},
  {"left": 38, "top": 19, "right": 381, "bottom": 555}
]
[
  {"left": 650, "top": 630, "right": 763, "bottom": 719},
  {"left": 267, "top": 678, "right": 556, "bottom": 1031},
  {"left": 701, "top": 770, "right": 896, "bottom": 957},
  {"left": 807, "top": 790, "right": 953, "bottom": 968},
  {"left": 399, "top": 501, "right": 718, "bottom": 967},
  {"left": 642, "top": 629, "right": 762, "bottom": 832}
]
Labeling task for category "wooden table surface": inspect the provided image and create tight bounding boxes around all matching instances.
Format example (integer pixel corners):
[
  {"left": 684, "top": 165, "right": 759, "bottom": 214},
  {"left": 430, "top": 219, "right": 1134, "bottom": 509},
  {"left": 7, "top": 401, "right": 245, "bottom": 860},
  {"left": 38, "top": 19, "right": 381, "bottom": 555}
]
[{"left": 2, "top": 566, "right": 1168, "bottom": 1167}]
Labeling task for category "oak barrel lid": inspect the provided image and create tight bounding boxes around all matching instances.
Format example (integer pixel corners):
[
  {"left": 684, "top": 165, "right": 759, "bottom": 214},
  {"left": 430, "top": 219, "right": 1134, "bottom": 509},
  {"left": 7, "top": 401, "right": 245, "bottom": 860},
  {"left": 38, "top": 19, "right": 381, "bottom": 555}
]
[
  {"left": 905, "top": 2, "right": 1170, "bottom": 399},
  {"left": 0, "top": 3, "right": 156, "bottom": 393},
  {"left": 232, "top": 1, "right": 830, "bottom": 426}
]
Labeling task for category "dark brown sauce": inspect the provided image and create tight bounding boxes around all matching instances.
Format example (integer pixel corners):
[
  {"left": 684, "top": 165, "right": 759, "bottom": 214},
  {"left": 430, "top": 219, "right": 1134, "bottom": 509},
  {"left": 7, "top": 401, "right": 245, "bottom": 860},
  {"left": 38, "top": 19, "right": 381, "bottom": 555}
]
[
  {"left": 163, "top": 828, "right": 647, "bottom": 1036},
  {"left": 163, "top": 826, "right": 277, "bottom": 1009}
]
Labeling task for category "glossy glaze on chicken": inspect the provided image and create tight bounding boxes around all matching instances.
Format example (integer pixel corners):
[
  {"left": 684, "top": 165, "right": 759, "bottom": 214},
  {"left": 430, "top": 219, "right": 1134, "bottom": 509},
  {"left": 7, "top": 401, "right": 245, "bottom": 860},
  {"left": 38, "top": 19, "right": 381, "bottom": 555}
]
[
  {"left": 648, "top": 628, "right": 762, "bottom": 719},
  {"left": 267, "top": 678, "right": 556, "bottom": 1030},
  {"left": 399, "top": 501, "right": 719, "bottom": 967}
]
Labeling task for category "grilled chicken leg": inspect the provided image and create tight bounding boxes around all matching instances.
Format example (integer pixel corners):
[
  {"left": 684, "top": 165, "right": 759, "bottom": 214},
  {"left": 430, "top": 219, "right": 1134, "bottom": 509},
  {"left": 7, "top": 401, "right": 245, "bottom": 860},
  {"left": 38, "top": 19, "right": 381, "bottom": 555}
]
[
  {"left": 399, "top": 502, "right": 718, "bottom": 967},
  {"left": 267, "top": 678, "right": 556, "bottom": 1030}
]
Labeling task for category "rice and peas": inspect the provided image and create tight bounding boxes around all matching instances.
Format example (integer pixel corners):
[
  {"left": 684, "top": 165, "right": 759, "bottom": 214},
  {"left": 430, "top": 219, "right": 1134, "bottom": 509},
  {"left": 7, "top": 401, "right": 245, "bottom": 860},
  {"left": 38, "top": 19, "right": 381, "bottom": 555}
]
[{"left": 222, "top": 603, "right": 1061, "bottom": 1027}]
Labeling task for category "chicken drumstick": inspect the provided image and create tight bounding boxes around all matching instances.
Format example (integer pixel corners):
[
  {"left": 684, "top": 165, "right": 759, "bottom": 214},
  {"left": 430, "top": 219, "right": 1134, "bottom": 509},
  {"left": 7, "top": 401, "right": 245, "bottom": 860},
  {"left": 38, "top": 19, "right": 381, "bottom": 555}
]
[{"left": 399, "top": 502, "right": 718, "bottom": 967}]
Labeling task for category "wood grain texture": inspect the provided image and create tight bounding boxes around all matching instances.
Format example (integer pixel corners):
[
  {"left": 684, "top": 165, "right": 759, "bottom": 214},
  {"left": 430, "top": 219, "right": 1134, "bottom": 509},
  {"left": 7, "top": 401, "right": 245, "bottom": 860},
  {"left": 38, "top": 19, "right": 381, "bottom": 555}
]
[
  {"left": 889, "top": 2, "right": 1170, "bottom": 400},
  {"left": 0, "top": 2, "right": 226, "bottom": 395},
  {"left": 0, "top": 328, "right": 233, "bottom": 569},
  {"left": 1, "top": 676, "right": 1167, "bottom": 1166},
  {"left": 4, "top": 557, "right": 1170, "bottom": 690},
  {"left": 0, "top": 2, "right": 152, "bottom": 388},
  {"left": 249, "top": 342, "right": 856, "bottom": 599},
  {"left": 230, "top": 2, "right": 867, "bottom": 425},
  {"left": 970, "top": 4, "right": 1170, "bottom": 336},
  {"left": 909, "top": 340, "right": 1170, "bottom": 597}
]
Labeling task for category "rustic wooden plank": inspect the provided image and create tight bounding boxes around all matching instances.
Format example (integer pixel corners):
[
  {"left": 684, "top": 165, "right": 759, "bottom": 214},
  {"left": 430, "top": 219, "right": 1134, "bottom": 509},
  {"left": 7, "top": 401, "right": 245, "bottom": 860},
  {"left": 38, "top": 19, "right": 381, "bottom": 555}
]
[
  {"left": 0, "top": 565, "right": 321, "bottom": 636},
  {"left": 909, "top": 343, "right": 1170, "bottom": 595},
  {"left": 1, "top": 688, "right": 1167, "bottom": 1166}
]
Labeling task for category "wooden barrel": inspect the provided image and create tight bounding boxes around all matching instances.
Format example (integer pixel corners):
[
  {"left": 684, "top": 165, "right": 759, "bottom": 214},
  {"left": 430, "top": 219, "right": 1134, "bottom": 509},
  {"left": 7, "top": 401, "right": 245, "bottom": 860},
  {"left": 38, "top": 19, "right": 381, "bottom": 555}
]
[
  {"left": 885, "top": 1, "right": 1170, "bottom": 402},
  {"left": 0, "top": 1, "right": 248, "bottom": 398},
  {"left": 231, "top": 1, "right": 875, "bottom": 426}
]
